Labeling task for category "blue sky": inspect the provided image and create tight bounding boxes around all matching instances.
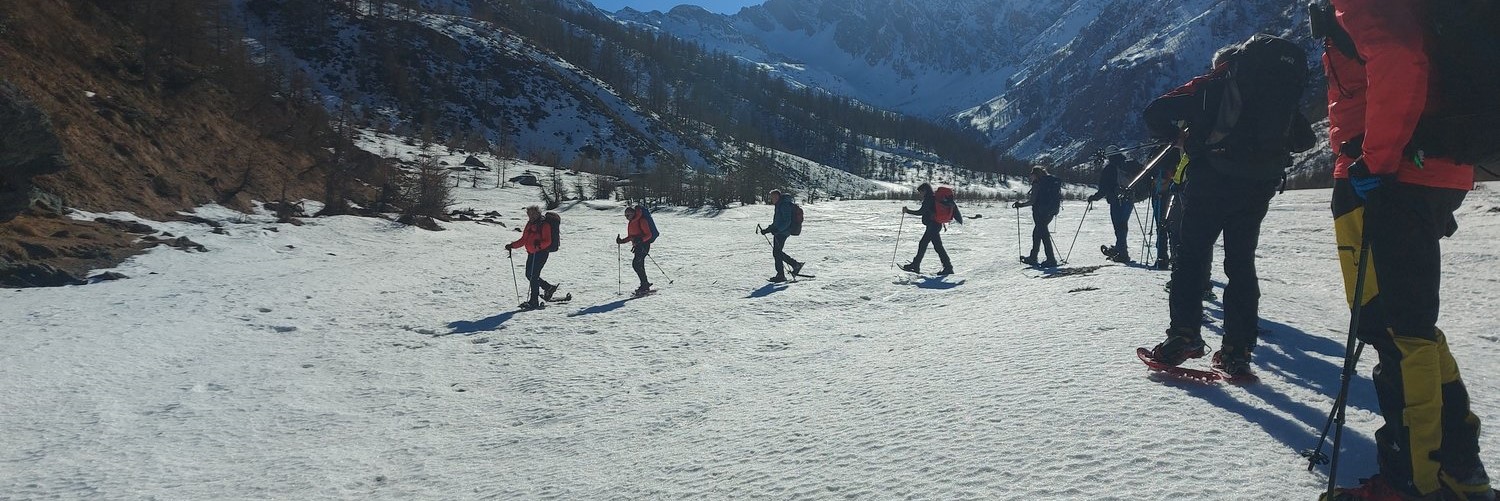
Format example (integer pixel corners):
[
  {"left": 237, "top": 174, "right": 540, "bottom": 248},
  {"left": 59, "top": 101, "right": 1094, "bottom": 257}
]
[{"left": 587, "top": 0, "right": 761, "bottom": 15}]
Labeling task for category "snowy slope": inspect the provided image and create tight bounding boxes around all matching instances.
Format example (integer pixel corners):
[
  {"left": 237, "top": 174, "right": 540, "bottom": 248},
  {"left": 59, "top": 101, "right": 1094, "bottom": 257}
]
[{"left": 4, "top": 167, "right": 1500, "bottom": 497}]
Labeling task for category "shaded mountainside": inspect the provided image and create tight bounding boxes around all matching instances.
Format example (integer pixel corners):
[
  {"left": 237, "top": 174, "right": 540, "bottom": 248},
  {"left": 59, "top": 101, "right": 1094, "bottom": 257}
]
[
  {"left": 236, "top": 0, "right": 1025, "bottom": 192},
  {"left": 0, "top": 0, "right": 372, "bottom": 286},
  {"left": 616, "top": 0, "right": 1337, "bottom": 181}
]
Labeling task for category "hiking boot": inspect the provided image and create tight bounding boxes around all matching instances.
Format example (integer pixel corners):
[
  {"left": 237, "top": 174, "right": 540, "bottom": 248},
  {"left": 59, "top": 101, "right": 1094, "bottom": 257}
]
[
  {"left": 1442, "top": 465, "right": 1496, "bottom": 501},
  {"left": 542, "top": 283, "right": 560, "bottom": 301},
  {"left": 635, "top": 283, "right": 653, "bottom": 294},
  {"left": 790, "top": 261, "right": 805, "bottom": 276},
  {"left": 900, "top": 262, "right": 920, "bottom": 273},
  {"left": 1147, "top": 330, "right": 1207, "bottom": 367},
  {"left": 1020, "top": 255, "right": 1038, "bottom": 266},
  {"left": 1321, "top": 475, "right": 1437, "bottom": 500},
  {"left": 1110, "top": 252, "right": 1132, "bottom": 263},
  {"left": 1212, "top": 346, "right": 1255, "bottom": 379},
  {"left": 1153, "top": 258, "right": 1170, "bottom": 270},
  {"left": 1039, "top": 258, "right": 1058, "bottom": 268},
  {"left": 518, "top": 300, "right": 544, "bottom": 311},
  {"left": 767, "top": 275, "right": 787, "bottom": 283},
  {"left": 936, "top": 267, "right": 954, "bottom": 276}
]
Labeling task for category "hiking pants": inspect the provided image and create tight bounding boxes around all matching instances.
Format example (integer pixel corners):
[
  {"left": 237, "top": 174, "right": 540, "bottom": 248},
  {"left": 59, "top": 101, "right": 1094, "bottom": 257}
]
[
  {"left": 632, "top": 243, "right": 651, "bottom": 289},
  {"left": 1334, "top": 179, "right": 1486, "bottom": 497},
  {"left": 772, "top": 233, "right": 798, "bottom": 276},
  {"left": 1167, "top": 165, "right": 1275, "bottom": 350},
  {"left": 1030, "top": 209, "right": 1057, "bottom": 262},
  {"left": 524, "top": 251, "right": 552, "bottom": 304},
  {"left": 1109, "top": 197, "right": 1133, "bottom": 255},
  {"left": 912, "top": 223, "right": 952, "bottom": 270},
  {"left": 1154, "top": 193, "right": 1174, "bottom": 263}
]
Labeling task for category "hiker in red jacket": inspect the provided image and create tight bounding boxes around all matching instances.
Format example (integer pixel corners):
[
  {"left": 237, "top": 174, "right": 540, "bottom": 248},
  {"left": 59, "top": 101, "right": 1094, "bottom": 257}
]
[
  {"left": 505, "top": 206, "right": 560, "bottom": 309},
  {"left": 1316, "top": 0, "right": 1491, "bottom": 499},
  {"left": 615, "top": 206, "right": 656, "bottom": 295}
]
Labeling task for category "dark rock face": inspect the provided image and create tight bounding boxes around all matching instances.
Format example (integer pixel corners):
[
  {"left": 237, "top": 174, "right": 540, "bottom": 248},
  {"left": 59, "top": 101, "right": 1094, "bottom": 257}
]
[
  {"left": 397, "top": 214, "right": 444, "bottom": 231},
  {"left": 0, "top": 263, "right": 85, "bottom": 288},
  {"left": 0, "top": 81, "right": 69, "bottom": 223}
]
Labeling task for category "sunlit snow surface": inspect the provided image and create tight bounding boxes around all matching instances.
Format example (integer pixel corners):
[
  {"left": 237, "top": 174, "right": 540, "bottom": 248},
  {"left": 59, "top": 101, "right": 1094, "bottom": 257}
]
[{"left": 5, "top": 162, "right": 1499, "bottom": 497}]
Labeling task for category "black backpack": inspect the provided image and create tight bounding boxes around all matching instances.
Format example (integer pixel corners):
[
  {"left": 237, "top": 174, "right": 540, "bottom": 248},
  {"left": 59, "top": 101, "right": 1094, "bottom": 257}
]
[
  {"left": 544, "top": 213, "right": 560, "bottom": 253},
  {"left": 1312, "top": 0, "right": 1500, "bottom": 170},
  {"left": 1199, "top": 34, "right": 1314, "bottom": 181},
  {"left": 1410, "top": 1, "right": 1500, "bottom": 170}
]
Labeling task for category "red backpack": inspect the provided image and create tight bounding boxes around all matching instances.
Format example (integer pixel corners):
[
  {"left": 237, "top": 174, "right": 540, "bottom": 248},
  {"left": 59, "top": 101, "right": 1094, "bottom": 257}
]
[{"left": 933, "top": 186, "right": 957, "bottom": 224}]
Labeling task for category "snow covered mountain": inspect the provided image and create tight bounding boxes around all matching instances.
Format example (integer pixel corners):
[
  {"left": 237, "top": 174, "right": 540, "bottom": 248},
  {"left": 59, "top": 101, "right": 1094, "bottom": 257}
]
[
  {"left": 234, "top": 0, "right": 1028, "bottom": 198},
  {"left": 613, "top": 0, "right": 1322, "bottom": 164}
]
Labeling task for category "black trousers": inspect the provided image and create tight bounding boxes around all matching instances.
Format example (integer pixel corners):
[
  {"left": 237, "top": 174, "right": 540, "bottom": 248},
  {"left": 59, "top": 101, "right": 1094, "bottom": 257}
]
[
  {"left": 1029, "top": 209, "right": 1057, "bottom": 261},
  {"left": 632, "top": 243, "right": 650, "bottom": 288},
  {"left": 1109, "top": 198, "right": 1133, "bottom": 255},
  {"left": 1334, "top": 180, "right": 1484, "bottom": 496},
  {"left": 912, "top": 223, "right": 951, "bottom": 270},
  {"left": 772, "top": 233, "right": 798, "bottom": 276},
  {"left": 524, "top": 251, "right": 553, "bottom": 303},
  {"left": 1167, "top": 166, "right": 1275, "bottom": 349}
]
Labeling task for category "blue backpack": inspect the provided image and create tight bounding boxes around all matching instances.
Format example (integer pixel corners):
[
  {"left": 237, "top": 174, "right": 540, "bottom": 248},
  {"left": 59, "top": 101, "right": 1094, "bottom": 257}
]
[{"left": 639, "top": 206, "right": 660, "bottom": 244}]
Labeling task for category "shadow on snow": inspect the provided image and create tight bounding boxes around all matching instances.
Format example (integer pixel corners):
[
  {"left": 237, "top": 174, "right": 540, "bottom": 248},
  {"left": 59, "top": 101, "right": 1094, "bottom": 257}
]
[
  {"left": 911, "top": 277, "right": 966, "bottom": 290},
  {"left": 446, "top": 311, "right": 517, "bottom": 335},
  {"left": 747, "top": 283, "right": 787, "bottom": 298},
  {"left": 567, "top": 296, "right": 646, "bottom": 317}
]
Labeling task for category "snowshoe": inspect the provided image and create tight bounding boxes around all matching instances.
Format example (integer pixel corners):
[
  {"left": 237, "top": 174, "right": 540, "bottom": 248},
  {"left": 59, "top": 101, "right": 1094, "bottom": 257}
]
[
  {"left": 1038, "top": 258, "right": 1058, "bottom": 268},
  {"left": 1100, "top": 245, "right": 1116, "bottom": 259},
  {"left": 1020, "top": 255, "right": 1038, "bottom": 266},
  {"left": 900, "top": 262, "right": 920, "bottom": 274},
  {"left": 518, "top": 301, "right": 545, "bottom": 311},
  {"left": 631, "top": 288, "right": 657, "bottom": 298},
  {"left": 790, "top": 261, "right": 806, "bottom": 277},
  {"left": 1211, "top": 348, "right": 1258, "bottom": 384},
  {"left": 1153, "top": 258, "right": 1170, "bottom": 270},
  {"left": 548, "top": 293, "right": 573, "bottom": 304},
  {"left": 1144, "top": 331, "right": 1207, "bottom": 367},
  {"left": 767, "top": 275, "right": 788, "bottom": 283},
  {"left": 1137, "top": 348, "right": 1220, "bottom": 382},
  {"left": 541, "top": 283, "right": 561, "bottom": 301},
  {"left": 1320, "top": 475, "right": 1420, "bottom": 501}
]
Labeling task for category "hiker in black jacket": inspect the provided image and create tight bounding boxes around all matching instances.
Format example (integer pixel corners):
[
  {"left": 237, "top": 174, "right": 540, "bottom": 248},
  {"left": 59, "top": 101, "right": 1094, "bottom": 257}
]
[
  {"left": 1088, "top": 151, "right": 1140, "bottom": 262},
  {"left": 1014, "top": 166, "right": 1062, "bottom": 267},
  {"left": 1139, "top": 36, "right": 1316, "bottom": 379},
  {"left": 900, "top": 183, "right": 959, "bottom": 275}
]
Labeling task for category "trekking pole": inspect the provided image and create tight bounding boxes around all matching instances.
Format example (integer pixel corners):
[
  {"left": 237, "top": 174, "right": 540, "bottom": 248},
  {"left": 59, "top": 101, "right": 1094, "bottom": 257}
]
[
  {"left": 508, "top": 251, "right": 522, "bottom": 305},
  {"left": 648, "top": 254, "right": 674, "bottom": 284},
  {"left": 1134, "top": 200, "right": 1151, "bottom": 263},
  {"left": 1015, "top": 206, "right": 1023, "bottom": 260},
  {"left": 892, "top": 212, "right": 905, "bottom": 268},
  {"left": 1061, "top": 201, "right": 1093, "bottom": 264},
  {"left": 1301, "top": 235, "right": 1373, "bottom": 497},
  {"left": 757, "top": 224, "right": 772, "bottom": 247},
  {"left": 616, "top": 242, "right": 622, "bottom": 295}
]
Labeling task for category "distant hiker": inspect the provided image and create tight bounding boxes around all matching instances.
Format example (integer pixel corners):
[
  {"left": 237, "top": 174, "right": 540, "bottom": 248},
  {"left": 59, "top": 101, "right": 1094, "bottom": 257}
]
[
  {"left": 1150, "top": 151, "right": 1185, "bottom": 270},
  {"left": 901, "top": 183, "right": 960, "bottom": 275},
  {"left": 1087, "top": 149, "right": 1141, "bottom": 262},
  {"left": 615, "top": 205, "right": 659, "bottom": 295},
  {"left": 1138, "top": 34, "right": 1316, "bottom": 379},
  {"left": 505, "top": 206, "right": 561, "bottom": 309},
  {"left": 759, "top": 190, "right": 804, "bottom": 282},
  {"left": 1014, "top": 167, "right": 1061, "bottom": 267},
  {"left": 1315, "top": 0, "right": 1494, "bottom": 498}
]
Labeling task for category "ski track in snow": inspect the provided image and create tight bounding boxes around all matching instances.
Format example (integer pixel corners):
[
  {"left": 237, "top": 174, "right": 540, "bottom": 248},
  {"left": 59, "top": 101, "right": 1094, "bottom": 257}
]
[{"left": 3, "top": 178, "right": 1500, "bottom": 499}]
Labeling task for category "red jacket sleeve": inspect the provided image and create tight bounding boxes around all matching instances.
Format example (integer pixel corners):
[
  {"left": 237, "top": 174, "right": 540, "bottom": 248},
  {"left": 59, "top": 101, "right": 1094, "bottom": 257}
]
[{"left": 1336, "top": 0, "right": 1430, "bottom": 176}]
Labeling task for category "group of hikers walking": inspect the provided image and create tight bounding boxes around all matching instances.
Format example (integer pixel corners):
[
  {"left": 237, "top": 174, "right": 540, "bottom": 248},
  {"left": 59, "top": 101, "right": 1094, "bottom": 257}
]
[{"left": 497, "top": 0, "right": 1495, "bottom": 497}]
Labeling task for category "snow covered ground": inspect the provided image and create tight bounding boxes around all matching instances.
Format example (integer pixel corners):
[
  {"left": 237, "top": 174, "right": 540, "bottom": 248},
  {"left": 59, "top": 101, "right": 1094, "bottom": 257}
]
[{"left": 4, "top": 178, "right": 1500, "bottom": 499}]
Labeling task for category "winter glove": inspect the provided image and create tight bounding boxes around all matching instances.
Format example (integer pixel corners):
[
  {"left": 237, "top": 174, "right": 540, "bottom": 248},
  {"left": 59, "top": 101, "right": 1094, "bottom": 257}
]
[
  {"left": 1087, "top": 193, "right": 1104, "bottom": 202},
  {"left": 1348, "top": 159, "right": 1394, "bottom": 201}
]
